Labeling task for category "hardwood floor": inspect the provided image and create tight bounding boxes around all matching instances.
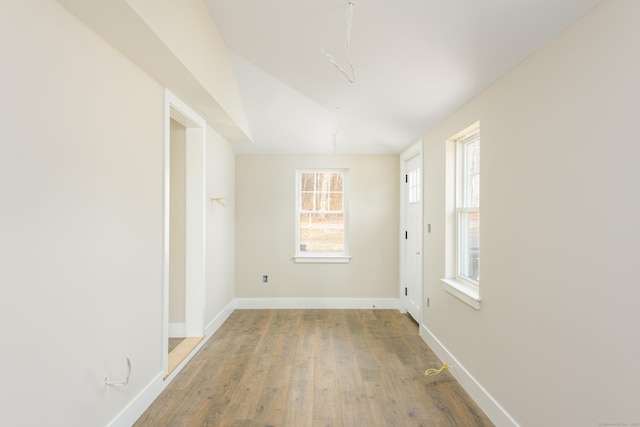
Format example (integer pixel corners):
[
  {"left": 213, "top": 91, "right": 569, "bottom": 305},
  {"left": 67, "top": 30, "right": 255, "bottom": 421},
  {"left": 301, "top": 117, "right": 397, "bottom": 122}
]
[
  {"left": 169, "top": 338, "right": 186, "bottom": 353},
  {"left": 166, "top": 336, "right": 205, "bottom": 380},
  {"left": 135, "top": 310, "right": 493, "bottom": 427}
]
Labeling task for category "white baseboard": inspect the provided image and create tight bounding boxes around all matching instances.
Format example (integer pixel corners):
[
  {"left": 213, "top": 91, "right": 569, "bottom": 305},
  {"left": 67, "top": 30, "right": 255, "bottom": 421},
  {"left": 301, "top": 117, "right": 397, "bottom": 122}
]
[
  {"left": 107, "top": 300, "right": 235, "bottom": 427},
  {"left": 205, "top": 300, "right": 236, "bottom": 337},
  {"left": 419, "top": 324, "right": 520, "bottom": 427},
  {"left": 107, "top": 372, "right": 164, "bottom": 427},
  {"left": 168, "top": 322, "right": 185, "bottom": 338},
  {"left": 234, "top": 297, "right": 399, "bottom": 310}
]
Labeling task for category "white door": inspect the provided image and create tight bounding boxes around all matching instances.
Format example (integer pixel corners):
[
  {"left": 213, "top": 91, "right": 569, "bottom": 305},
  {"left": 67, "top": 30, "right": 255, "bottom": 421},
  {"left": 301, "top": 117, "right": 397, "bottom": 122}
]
[{"left": 405, "top": 154, "right": 422, "bottom": 322}]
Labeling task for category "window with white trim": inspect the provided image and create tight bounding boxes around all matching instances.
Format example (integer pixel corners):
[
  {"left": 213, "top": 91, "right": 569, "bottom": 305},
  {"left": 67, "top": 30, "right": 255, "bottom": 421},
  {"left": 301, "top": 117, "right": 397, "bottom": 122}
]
[
  {"left": 442, "top": 123, "right": 480, "bottom": 309},
  {"left": 294, "top": 169, "right": 350, "bottom": 263},
  {"left": 456, "top": 130, "right": 480, "bottom": 284}
]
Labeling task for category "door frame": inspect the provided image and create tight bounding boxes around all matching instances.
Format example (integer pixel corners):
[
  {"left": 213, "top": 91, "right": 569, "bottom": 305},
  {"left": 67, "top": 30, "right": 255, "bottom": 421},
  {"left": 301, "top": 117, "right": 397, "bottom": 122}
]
[
  {"left": 162, "top": 90, "right": 206, "bottom": 376},
  {"left": 400, "top": 140, "right": 423, "bottom": 324}
]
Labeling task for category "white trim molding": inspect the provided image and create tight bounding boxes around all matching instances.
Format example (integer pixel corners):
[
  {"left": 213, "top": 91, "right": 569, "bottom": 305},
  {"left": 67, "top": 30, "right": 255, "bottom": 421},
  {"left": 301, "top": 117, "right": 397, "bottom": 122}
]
[
  {"left": 162, "top": 89, "right": 208, "bottom": 374},
  {"left": 419, "top": 324, "right": 520, "bottom": 427},
  {"left": 234, "top": 298, "right": 399, "bottom": 310},
  {"left": 441, "top": 278, "right": 481, "bottom": 310},
  {"left": 107, "top": 372, "right": 165, "bottom": 427},
  {"left": 205, "top": 300, "right": 236, "bottom": 336},
  {"left": 168, "top": 322, "right": 186, "bottom": 338},
  {"left": 293, "top": 255, "right": 351, "bottom": 263}
]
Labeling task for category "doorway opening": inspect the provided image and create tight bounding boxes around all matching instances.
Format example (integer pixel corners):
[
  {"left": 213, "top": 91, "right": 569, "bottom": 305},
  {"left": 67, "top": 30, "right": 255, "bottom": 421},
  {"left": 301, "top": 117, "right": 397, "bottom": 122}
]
[{"left": 163, "top": 90, "right": 206, "bottom": 379}]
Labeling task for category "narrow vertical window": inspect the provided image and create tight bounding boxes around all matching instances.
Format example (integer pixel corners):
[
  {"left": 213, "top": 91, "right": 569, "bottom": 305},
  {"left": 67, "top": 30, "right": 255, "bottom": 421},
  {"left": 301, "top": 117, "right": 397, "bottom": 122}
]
[
  {"left": 442, "top": 123, "right": 480, "bottom": 308},
  {"left": 456, "top": 129, "right": 480, "bottom": 284},
  {"left": 295, "top": 169, "right": 350, "bottom": 263}
]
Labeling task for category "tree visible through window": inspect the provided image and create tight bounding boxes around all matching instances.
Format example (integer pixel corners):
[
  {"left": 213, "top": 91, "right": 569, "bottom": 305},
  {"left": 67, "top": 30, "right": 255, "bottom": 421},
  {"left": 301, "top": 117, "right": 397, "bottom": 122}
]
[{"left": 297, "top": 170, "right": 347, "bottom": 254}]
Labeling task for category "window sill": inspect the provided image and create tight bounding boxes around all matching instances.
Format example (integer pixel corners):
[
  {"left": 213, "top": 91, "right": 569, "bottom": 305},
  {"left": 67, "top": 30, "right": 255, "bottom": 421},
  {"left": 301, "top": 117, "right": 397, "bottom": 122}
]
[
  {"left": 441, "top": 278, "right": 481, "bottom": 310},
  {"left": 294, "top": 255, "right": 351, "bottom": 264}
]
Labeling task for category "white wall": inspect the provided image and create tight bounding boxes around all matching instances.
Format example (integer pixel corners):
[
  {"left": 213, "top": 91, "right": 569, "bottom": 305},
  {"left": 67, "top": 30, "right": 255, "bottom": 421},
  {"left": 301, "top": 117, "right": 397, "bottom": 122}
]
[
  {"left": 235, "top": 155, "right": 399, "bottom": 301},
  {"left": 169, "top": 119, "right": 187, "bottom": 325},
  {"left": 205, "top": 125, "right": 236, "bottom": 322},
  {"left": 56, "top": 0, "right": 252, "bottom": 144},
  {"left": 421, "top": 1, "right": 640, "bottom": 425},
  {"left": 0, "top": 1, "right": 237, "bottom": 425},
  {"left": 125, "top": 0, "right": 252, "bottom": 142},
  {"left": 0, "top": 1, "right": 163, "bottom": 425}
]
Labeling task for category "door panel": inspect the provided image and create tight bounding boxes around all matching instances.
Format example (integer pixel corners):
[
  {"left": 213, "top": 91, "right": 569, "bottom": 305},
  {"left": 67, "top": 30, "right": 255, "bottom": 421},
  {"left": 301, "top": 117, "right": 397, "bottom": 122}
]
[{"left": 405, "top": 155, "right": 422, "bottom": 322}]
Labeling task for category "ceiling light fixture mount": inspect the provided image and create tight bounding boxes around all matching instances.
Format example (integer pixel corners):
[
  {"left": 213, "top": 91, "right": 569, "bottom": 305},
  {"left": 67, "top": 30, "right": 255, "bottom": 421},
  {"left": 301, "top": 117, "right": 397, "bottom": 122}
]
[{"left": 321, "top": 1, "right": 356, "bottom": 83}]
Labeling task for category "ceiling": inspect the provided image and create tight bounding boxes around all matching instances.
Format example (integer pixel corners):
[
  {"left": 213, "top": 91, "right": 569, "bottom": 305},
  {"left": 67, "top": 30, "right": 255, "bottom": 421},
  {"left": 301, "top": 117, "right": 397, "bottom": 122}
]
[{"left": 203, "top": 0, "right": 601, "bottom": 155}]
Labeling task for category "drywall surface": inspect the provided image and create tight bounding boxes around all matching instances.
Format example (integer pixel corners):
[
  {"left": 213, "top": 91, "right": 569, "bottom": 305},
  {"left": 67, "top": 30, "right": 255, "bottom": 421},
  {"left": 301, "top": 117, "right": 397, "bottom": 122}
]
[
  {"left": 205, "top": 125, "right": 236, "bottom": 321},
  {"left": 56, "top": 0, "right": 252, "bottom": 143},
  {"left": 0, "top": 1, "right": 238, "bottom": 425},
  {"left": 169, "top": 119, "right": 187, "bottom": 324},
  {"left": 0, "top": 1, "right": 164, "bottom": 425},
  {"left": 235, "top": 155, "right": 399, "bottom": 299},
  {"left": 421, "top": 1, "right": 640, "bottom": 425},
  {"left": 127, "top": 0, "right": 252, "bottom": 141}
]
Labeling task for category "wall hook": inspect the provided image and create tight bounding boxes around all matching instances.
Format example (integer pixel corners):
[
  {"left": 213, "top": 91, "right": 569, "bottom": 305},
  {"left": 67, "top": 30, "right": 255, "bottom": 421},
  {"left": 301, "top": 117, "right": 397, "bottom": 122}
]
[{"left": 105, "top": 356, "right": 131, "bottom": 387}]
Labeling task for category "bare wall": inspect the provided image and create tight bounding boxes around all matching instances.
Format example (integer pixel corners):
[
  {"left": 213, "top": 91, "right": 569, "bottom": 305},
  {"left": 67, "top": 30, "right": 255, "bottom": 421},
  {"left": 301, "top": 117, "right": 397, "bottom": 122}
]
[
  {"left": 421, "top": 1, "right": 640, "bottom": 425},
  {"left": 169, "top": 119, "right": 187, "bottom": 325},
  {"left": 235, "top": 155, "right": 399, "bottom": 299},
  {"left": 205, "top": 125, "right": 236, "bottom": 320},
  {"left": 0, "top": 1, "right": 238, "bottom": 425},
  {"left": 0, "top": 1, "right": 164, "bottom": 425}
]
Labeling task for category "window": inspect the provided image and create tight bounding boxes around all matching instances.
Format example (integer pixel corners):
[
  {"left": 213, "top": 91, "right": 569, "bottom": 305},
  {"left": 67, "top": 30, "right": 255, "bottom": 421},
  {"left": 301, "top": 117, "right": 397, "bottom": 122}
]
[
  {"left": 408, "top": 167, "right": 421, "bottom": 204},
  {"left": 442, "top": 123, "right": 480, "bottom": 309},
  {"left": 295, "top": 169, "right": 350, "bottom": 263},
  {"left": 456, "top": 130, "right": 480, "bottom": 284}
]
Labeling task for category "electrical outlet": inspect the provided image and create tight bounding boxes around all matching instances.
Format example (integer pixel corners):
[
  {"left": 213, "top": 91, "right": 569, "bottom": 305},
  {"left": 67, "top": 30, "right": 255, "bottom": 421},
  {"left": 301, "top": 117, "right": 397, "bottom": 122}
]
[{"left": 262, "top": 275, "right": 268, "bottom": 283}]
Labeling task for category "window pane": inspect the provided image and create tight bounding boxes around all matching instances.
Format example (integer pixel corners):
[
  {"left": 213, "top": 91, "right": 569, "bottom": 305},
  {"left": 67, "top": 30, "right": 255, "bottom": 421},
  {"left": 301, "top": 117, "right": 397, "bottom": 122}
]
[
  {"left": 330, "top": 173, "right": 343, "bottom": 191},
  {"left": 409, "top": 168, "right": 420, "bottom": 204},
  {"left": 315, "top": 193, "right": 329, "bottom": 211},
  {"left": 329, "top": 193, "right": 343, "bottom": 211},
  {"left": 466, "top": 140, "right": 480, "bottom": 175},
  {"left": 301, "top": 192, "right": 314, "bottom": 210},
  {"left": 301, "top": 173, "right": 315, "bottom": 191},
  {"left": 463, "top": 139, "right": 480, "bottom": 207},
  {"left": 467, "top": 174, "right": 480, "bottom": 207},
  {"left": 458, "top": 211, "right": 480, "bottom": 282},
  {"left": 299, "top": 213, "right": 344, "bottom": 252},
  {"left": 317, "top": 173, "right": 330, "bottom": 191}
]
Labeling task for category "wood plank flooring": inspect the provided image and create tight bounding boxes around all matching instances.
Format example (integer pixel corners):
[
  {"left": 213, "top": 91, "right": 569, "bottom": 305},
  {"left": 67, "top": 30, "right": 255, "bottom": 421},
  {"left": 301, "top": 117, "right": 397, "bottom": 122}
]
[
  {"left": 169, "top": 338, "right": 186, "bottom": 353},
  {"left": 166, "top": 336, "right": 205, "bottom": 379},
  {"left": 135, "top": 310, "right": 493, "bottom": 427}
]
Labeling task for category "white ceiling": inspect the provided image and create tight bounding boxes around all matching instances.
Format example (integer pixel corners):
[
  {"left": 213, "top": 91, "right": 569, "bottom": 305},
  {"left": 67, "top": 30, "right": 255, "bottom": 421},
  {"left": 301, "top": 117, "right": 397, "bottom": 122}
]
[{"left": 203, "top": 0, "right": 601, "bottom": 155}]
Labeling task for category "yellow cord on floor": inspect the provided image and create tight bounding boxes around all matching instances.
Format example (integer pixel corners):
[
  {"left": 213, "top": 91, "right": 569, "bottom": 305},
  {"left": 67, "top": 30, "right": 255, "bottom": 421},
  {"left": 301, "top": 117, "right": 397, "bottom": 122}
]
[{"left": 424, "top": 364, "right": 450, "bottom": 376}]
